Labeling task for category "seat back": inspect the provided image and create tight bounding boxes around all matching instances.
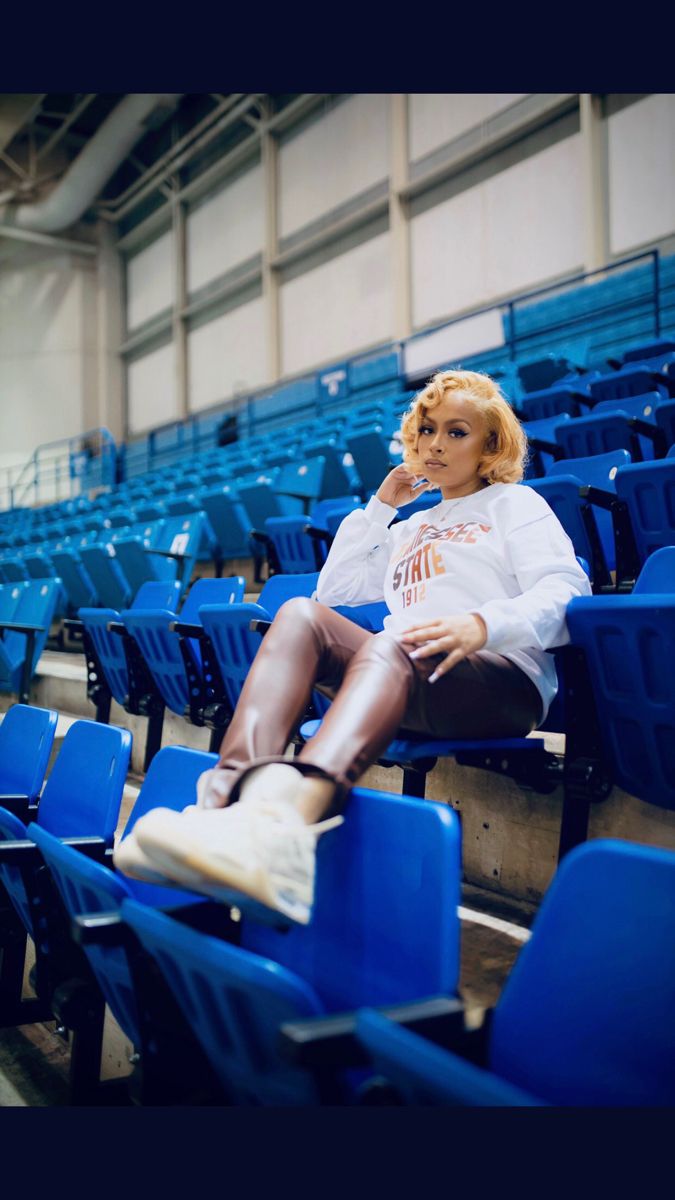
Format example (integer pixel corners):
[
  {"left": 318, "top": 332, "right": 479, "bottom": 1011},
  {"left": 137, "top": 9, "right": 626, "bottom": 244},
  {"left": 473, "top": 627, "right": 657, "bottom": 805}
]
[
  {"left": 36, "top": 720, "right": 132, "bottom": 844},
  {"left": 345, "top": 428, "right": 398, "bottom": 494},
  {"left": 589, "top": 366, "right": 668, "bottom": 403},
  {"left": 79, "top": 543, "right": 132, "bottom": 610},
  {"left": 121, "top": 786, "right": 461, "bottom": 1105},
  {"left": 199, "top": 574, "right": 319, "bottom": 709},
  {"left": 27, "top": 747, "right": 216, "bottom": 1045},
  {"left": 198, "top": 491, "right": 252, "bottom": 560},
  {"left": 79, "top": 581, "right": 182, "bottom": 707},
  {"left": 614, "top": 458, "right": 675, "bottom": 563},
  {"left": 0, "top": 581, "right": 27, "bottom": 624},
  {"left": 156, "top": 514, "right": 206, "bottom": 591},
  {"left": 122, "top": 577, "right": 245, "bottom": 716},
  {"left": 632, "top": 545, "right": 675, "bottom": 594},
  {"left": 257, "top": 572, "right": 319, "bottom": 618},
  {"left": 48, "top": 548, "right": 97, "bottom": 611},
  {"left": 0, "top": 721, "right": 131, "bottom": 938},
  {"left": 556, "top": 412, "right": 643, "bottom": 461},
  {"left": 0, "top": 580, "right": 61, "bottom": 690},
  {"left": 566, "top": 593, "right": 675, "bottom": 808},
  {"left": 0, "top": 703, "right": 58, "bottom": 801},
  {"left": 518, "top": 386, "right": 587, "bottom": 422},
  {"left": 276, "top": 457, "right": 327, "bottom": 504},
  {"left": 264, "top": 516, "right": 318, "bottom": 573},
  {"left": 547, "top": 449, "right": 631, "bottom": 574},
  {"left": 490, "top": 840, "right": 675, "bottom": 1106}
]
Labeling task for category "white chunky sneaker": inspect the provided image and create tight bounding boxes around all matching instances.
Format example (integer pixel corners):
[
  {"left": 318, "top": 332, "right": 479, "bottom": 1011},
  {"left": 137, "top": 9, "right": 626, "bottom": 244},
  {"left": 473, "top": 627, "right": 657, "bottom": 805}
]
[
  {"left": 134, "top": 790, "right": 343, "bottom": 924},
  {"left": 114, "top": 825, "right": 206, "bottom": 891}
]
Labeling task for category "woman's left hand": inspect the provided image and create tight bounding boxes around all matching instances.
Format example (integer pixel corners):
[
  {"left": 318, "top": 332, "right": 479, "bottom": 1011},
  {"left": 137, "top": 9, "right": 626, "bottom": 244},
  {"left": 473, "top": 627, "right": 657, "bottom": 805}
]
[{"left": 398, "top": 614, "right": 488, "bottom": 682}]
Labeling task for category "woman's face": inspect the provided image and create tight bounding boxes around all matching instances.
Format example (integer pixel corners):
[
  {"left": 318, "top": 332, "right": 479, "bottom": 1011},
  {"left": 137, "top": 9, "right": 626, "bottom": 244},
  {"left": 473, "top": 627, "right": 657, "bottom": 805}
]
[{"left": 415, "top": 392, "right": 489, "bottom": 499}]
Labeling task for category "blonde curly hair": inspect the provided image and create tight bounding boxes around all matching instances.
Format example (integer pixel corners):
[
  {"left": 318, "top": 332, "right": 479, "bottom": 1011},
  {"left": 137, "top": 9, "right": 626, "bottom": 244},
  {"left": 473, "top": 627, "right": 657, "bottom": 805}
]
[{"left": 399, "top": 369, "right": 528, "bottom": 484}]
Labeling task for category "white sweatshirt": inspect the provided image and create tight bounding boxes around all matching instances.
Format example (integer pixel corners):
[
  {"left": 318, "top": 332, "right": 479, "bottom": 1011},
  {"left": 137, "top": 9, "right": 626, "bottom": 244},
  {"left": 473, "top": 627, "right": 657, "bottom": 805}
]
[{"left": 316, "top": 483, "right": 592, "bottom": 721}]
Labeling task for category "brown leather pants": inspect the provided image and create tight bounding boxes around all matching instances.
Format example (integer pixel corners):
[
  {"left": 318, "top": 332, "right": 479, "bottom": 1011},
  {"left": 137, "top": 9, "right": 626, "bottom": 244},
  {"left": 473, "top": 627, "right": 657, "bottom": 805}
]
[{"left": 216, "top": 597, "right": 543, "bottom": 801}]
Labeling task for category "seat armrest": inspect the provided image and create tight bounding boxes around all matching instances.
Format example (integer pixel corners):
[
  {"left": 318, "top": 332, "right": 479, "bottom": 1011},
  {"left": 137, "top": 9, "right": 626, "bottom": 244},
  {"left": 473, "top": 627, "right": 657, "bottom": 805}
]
[
  {"left": 249, "top": 529, "right": 272, "bottom": 547},
  {"left": 279, "top": 995, "right": 471, "bottom": 1069},
  {"left": 170, "top": 621, "right": 206, "bottom": 639},
  {"left": 0, "top": 621, "right": 46, "bottom": 633},
  {"left": 0, "top": 835, "right": 111, "bottom": 867},
  {"left": 72, "top": 911, "right": 127, "bottom": 948},
  {"left": 0, "top": 839, "right": 39, "bottom": 865},
  {"left": 627, "top": 418, "right": 668, "bottom": 454},
  {"left": 249, "top": 619, "right": 271, "bottom": 636},
  {"left": 146, "top": 548, "right": 188, "bottom": 562},
  {"left": 106, "top": 620, "right": 128, "bottom": 636},
  {"left": 0, "top": 795, "right": 35, "bottom": 822},
  {"left": 578, "top": 485, "right": 617, "bottom": 510}
]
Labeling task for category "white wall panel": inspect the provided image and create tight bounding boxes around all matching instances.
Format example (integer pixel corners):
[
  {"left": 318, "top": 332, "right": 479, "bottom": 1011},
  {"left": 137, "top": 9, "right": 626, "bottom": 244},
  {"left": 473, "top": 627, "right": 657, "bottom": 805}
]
[
  {"left": 280, "top": 232, "right": 393, "bottom": 376},
  {"left": 0, "top": 247, "right": 95, "bottom": 460},
  {"left": 188, "top": 298, "right": 269, "bottom": 411},
  {"left": 409, "top": 94, "right": 526, "bottom": 163},
  {"left": 411, "top": 134, "right": 583, "bottom": 329},
  {"left": 279, "top": 95, "right": 389, "bottom": 239},
  {"left": 608, "top": 94, "right": 675, "bottom": 254},
  {"left": 126, "top": 230, "right": 173, "bottom": 330},
  {"left": 127, "top": 342, "right": 177, "bottom": 435},
  {"left": 187, "top": 164, "right": 264, "bottom": 293}
]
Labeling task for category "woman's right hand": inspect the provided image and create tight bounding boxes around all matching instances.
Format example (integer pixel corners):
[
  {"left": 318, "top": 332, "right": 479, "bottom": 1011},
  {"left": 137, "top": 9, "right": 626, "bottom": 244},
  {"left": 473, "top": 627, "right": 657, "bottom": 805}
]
[{"left": 376, "top": 464, "right": 432, "bottom": 510}]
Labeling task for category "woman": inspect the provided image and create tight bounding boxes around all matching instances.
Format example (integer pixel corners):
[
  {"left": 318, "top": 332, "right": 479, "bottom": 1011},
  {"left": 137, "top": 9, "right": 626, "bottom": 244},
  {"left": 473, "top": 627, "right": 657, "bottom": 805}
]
[{"left": 115, "top": 370, "right": 591, "bottom": 922}]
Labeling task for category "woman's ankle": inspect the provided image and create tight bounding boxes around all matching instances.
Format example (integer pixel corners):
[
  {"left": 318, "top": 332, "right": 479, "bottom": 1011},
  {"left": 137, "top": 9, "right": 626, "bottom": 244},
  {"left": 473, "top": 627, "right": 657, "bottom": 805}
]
[{"left": 295, "top": 777, "right": 338, "bottom": 824}]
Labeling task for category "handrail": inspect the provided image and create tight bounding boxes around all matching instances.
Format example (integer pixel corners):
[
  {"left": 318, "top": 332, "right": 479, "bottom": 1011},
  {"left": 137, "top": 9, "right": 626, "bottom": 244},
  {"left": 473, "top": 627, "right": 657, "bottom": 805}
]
[
  {"left": 1, "top": 248, "right": 666, "bottom": 504},
  {"left": 405, "top": 249, "right": 660, "bottom": 348},
  {"left": 0, "top": 428, "right": 118, "bottom": 512}
]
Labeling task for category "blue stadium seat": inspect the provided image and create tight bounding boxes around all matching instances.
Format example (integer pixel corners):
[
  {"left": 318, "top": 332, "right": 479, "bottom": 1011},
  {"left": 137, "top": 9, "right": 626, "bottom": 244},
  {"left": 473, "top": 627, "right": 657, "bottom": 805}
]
[
  {"left": 199, "top": 573, "right": 320, "bottom": 711},
  {"left": 121, "top": 576, "right": 245, "bottom": 752},
  {"left": 565, "top": 588, "right": 675, "bottom": 819},
  {"left": 529, "top": 450, "right": 633, "bottom": 588},
  {"left": 0, "top": 704, "right": 58, "bottom": 815},
  {"left": 589, "top": 365, "right": 670, "bottom": 403},
  {"left": 0, "top": 579, "right": 62, "bottom": 702},
  {"left": 517, "top": 384, "right": 592, "bottom": 422},
  {"left": 0, "top": 720, "right": 132, "bottom": 1059},
  {"left": 555, "top": 411, "right": 661, "bottom": 462},
  {"left": 119, "top": 784, "right": 460, "bottom": 1105},
  {"left": 614, "top": 458, "right": 675, "bottom": 564},
  {"left": 79, "top": 578, "right": 182, "bottom": 733},
  {"left": 345, "top": 427, "right": 401, "bottom": 495},
  {"left": 353, "top": 840, "right": 675, "bottom": 1106},
  {"left": 28, "top": 746, "right": 222, "bottom": 1103}
]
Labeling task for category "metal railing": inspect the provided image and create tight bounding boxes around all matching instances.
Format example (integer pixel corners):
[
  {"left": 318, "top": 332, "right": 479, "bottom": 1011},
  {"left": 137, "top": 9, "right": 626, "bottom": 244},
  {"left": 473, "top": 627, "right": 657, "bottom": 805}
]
[
  {"left": 0, "top": 428, "right": 118, "bottom": 512},
  {"left": 123, "top": 248, "right": 664, "bottom": 480},
  {"left": 3, "top": 249, "right": 665, "bottom": 502}
]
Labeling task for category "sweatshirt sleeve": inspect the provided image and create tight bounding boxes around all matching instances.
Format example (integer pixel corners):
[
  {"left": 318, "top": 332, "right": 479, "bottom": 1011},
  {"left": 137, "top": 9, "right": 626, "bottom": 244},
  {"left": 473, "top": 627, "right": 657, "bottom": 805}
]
[
  {"left": 315, "top": 495, "right": 397, "bottom": 606},
  {"left": 472, "top": 512, "right": 592, "bottom": 653}
]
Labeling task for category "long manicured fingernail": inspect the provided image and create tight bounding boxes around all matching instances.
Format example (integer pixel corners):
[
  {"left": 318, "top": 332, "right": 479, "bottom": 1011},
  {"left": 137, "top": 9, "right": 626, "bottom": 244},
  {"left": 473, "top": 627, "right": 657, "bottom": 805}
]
[
  {"left": 409, "top": 649, "right": 421, "bottom": 659},
  {"left": 428, "top": 670, "right": 439, "bottom": 683}
]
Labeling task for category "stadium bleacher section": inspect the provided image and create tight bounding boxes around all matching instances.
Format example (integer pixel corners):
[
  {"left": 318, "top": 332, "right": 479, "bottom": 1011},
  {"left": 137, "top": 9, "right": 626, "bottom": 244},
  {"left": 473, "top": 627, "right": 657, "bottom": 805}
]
[{"left": 0, "top": 255, "right": 674, "bottom": 1106}]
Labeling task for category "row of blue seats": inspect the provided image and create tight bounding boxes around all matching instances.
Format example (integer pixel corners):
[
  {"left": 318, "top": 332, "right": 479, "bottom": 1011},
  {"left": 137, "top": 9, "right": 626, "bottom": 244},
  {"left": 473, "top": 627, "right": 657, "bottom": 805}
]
[{"left": 0, "top": 703, "right": 672, "bottom": 1105}]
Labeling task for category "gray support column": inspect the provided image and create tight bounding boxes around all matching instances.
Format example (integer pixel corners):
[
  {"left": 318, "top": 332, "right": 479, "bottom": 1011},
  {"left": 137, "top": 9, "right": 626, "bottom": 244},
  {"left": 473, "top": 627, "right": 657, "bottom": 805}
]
[
  {"left": 390, "top": 93, "right": 412, "bottom": 340},
  {"left": 261, "top": 124, "right": 281, "bottom": 381},
  {"left": 172, "top": 192, "right": 189, "bottom": 419},
  {"left": 96, "top": 221, "right": 124, "bottom": 441},
  {"left": 580, "top": 93, "right": 610, "bottom": 272}
]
